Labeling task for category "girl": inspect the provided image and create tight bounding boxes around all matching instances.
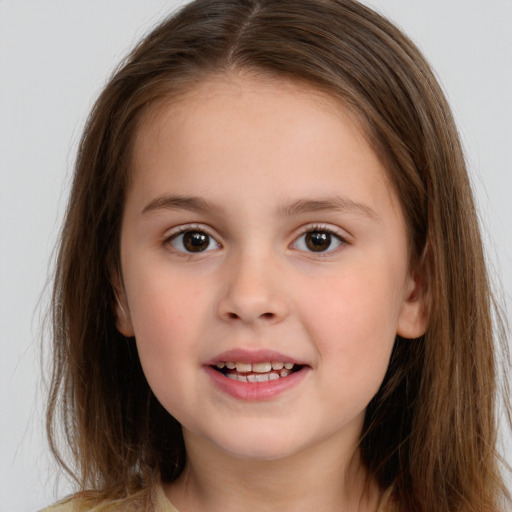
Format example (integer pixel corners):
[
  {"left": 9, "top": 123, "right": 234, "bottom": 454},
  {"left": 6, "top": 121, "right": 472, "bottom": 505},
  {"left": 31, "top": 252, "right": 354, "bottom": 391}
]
[{"left": 44, "top": 0, "right": 511, "bottom": 511}]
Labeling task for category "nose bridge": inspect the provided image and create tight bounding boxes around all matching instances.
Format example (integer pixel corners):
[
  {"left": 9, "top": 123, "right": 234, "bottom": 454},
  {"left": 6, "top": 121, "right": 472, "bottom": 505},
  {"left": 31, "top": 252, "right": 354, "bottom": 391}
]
[{"left": 217, "top": 244, "right": 289, "bottom": 324}]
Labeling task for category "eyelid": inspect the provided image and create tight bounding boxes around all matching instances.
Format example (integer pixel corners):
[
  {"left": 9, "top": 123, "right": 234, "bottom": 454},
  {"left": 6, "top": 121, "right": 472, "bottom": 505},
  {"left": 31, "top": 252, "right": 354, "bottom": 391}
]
[
  {"left": 164, "top": 223, "right": 222, "bottom": 253},
  {"left": 291, "top": 223, "right": 350, "bottom": 254},
  {"left": 164, "top": 223, "right": 217, "bottom": 238}
]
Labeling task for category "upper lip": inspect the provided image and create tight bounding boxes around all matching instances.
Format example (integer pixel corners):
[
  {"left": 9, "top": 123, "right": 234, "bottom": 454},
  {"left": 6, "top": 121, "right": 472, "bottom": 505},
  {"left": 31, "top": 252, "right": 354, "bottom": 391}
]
[{"left": 205, "top": 348, "right": 307, "bottom": 366}]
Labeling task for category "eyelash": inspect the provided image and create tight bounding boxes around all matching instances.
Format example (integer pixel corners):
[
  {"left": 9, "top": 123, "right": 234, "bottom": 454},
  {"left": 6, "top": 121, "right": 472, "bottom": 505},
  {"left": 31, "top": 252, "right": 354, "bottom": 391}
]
[
  {"left": 292, "top": 224, "right": 347, "bottom": 255},
  {"left": 165, "top": 224, "right": 221, "bottom": 255},
  {"left": 164, "top": 224, "right": 348, "bottom": 255}
]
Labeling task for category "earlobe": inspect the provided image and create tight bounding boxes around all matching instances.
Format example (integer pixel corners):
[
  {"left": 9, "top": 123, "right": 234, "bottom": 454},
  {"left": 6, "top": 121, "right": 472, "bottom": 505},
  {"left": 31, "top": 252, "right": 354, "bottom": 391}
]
[
  {"left": 396, "top": 273, "right": 429, "bottom": 339},
  {"left": 111, "top": 274, "right": 135, "bottom": 337}
]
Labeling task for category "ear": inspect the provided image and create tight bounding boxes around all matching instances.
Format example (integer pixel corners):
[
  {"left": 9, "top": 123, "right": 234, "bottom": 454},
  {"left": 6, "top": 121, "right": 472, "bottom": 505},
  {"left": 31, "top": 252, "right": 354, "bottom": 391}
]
[
  {"left": 396, "top": 271, "right": 428, "bottom": 339},
  {"left": 111, "top": 271, "right": 135, "bottom": 337}
]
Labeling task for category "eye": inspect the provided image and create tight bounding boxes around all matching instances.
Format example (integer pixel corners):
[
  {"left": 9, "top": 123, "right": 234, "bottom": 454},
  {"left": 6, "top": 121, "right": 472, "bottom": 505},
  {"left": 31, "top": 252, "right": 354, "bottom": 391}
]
[
  {"left": 293, "top": 228, "right": 344, "bottom": 253},
  {"left": 168, "top": 229, "right": 220, "bottom": 253}
]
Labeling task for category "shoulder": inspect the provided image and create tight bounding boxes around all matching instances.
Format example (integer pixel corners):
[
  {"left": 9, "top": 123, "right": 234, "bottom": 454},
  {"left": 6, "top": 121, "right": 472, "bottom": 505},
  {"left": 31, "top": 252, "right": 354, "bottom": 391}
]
[
  {"left": 39, "top": 486, "right": 176, "bottom": 512},
  {"left": 39, "top": 494, "right": 137, "bottom": 512},
  {"left": 39, "top": 496, "right": 88, "bottom": 512},
  {"left": 379, "top": 486, "right": 401, "bottom": 512},
  {"left": 151, "top": 483, "right": 179, "bottom": 512}
]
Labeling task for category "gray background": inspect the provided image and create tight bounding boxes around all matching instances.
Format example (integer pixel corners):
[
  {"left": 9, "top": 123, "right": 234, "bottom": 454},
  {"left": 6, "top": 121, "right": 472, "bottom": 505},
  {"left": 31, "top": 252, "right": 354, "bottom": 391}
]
[{"left": 1, "top": 1, "right": 511, "bottom": 510}]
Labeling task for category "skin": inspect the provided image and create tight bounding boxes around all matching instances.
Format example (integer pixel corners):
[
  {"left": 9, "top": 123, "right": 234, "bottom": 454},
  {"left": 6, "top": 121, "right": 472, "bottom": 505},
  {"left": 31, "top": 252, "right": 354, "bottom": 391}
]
[{"left": 115, "top": 73, "right": 427, "bottom": 512}]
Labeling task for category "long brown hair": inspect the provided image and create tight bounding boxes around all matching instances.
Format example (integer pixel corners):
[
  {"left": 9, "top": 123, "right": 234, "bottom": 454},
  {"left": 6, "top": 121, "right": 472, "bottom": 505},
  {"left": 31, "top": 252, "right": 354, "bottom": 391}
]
[{"left": 47, "top": 1, "right": 511, "bottom": 510}]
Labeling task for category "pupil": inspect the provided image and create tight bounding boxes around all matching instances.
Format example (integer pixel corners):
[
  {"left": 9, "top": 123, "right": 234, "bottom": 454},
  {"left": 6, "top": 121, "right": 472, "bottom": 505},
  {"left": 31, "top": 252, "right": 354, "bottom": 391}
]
[
  {"left": 183, "top": 231, "right": 209, "bottom": 252},
  {"left": 306, "top": 231, "right": 330, "bottom": 252}
]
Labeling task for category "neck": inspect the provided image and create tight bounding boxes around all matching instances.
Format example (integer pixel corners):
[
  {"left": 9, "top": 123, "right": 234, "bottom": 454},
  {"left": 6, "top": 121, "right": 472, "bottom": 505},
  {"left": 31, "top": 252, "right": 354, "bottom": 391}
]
[{"left": 164, "top": 430, "right": 382, "bottom": 512}]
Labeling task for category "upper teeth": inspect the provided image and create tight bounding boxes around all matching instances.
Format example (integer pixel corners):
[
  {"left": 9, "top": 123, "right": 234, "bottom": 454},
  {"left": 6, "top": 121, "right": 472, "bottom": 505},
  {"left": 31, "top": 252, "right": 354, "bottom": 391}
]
[{"left": 216, "top": 361, "right": 294, "bottom": 372}]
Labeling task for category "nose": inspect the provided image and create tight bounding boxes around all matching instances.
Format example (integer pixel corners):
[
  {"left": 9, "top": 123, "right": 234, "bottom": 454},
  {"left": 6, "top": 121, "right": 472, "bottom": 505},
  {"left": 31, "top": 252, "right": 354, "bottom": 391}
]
[{"left": 216, "top": 253, "right": 290, "bottom": 325}]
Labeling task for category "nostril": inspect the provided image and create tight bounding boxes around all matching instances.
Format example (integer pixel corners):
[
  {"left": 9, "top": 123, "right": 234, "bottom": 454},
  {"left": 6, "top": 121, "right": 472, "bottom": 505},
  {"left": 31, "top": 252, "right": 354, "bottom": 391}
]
[{"left": 226, "top": 311, "right": 274, "bottom": 320}]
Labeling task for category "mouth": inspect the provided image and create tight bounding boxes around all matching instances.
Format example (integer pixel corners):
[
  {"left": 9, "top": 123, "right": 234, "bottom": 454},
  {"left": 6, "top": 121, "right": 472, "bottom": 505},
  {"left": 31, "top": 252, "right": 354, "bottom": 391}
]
[{"left": 211, "top": 361, "right": 304, "bottom": 383}]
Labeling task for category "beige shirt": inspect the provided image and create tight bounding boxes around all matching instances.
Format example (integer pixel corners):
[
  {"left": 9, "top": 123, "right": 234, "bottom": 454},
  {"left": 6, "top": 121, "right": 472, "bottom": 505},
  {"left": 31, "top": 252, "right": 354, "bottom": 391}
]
[
  {"left": 42, "top": 484, "right": 397, "bottom": 511},
  {"left": 40, "top": 485, "right": 178, "bottom": 512}
]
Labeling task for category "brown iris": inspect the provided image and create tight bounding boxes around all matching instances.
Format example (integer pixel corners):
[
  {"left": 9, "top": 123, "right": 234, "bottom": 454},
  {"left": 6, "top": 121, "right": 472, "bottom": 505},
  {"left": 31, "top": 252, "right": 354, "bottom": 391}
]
[
  {"left": 305, "top": 231, "right": 332, "bottom": 252},
  {"left": 183, "top": 231, "right": 210, "bottom": 252}
]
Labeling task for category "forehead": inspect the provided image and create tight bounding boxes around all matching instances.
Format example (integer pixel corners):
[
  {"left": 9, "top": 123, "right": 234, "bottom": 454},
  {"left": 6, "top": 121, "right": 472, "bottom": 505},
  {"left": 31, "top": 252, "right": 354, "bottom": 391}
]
[
  {"left": 128, "top": 72, "right": 398, "bottom": 217},
  {"left": 133, "top": 71, "right": 371, "bottom": 161}
]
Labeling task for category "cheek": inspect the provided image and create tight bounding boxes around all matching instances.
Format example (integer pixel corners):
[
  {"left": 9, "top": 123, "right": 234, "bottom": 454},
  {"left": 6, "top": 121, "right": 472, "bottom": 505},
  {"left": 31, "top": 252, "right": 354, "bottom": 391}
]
[
  {"left": 305, "top": 264, "right": 404, "bottom": 336},
  {"left": 301, "top": 265, "right": 402, "bottom": 392},
  {"left": 125, "top": 271, "right": 211, "bottom": 383},
  {"left": 127, "top": 262, "right": 208, "bottom": 332}
]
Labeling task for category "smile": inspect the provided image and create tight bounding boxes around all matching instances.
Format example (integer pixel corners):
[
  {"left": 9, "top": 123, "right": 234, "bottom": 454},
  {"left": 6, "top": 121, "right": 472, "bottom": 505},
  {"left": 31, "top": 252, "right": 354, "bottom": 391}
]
[{"left": 213, "top": 361, "right": 301, "bottom": 382}]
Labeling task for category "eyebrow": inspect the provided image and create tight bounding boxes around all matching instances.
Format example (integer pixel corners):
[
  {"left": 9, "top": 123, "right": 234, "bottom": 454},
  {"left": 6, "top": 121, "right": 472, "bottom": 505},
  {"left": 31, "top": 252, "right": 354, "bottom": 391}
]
[
  {"left": 278, "top": 196, "right": 380, "bottom": 221},
  {"left": 141, "top": 195, "right": 227, "bottom": 216},
  {"left": 141, "top": 194, "right": 380, "bottom": 221}
]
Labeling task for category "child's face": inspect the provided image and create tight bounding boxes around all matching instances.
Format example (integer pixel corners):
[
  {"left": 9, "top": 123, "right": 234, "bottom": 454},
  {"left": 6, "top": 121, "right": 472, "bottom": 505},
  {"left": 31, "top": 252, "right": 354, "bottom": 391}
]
[{"left": 116, "top": 74, "right": 426, "bottom": 462}]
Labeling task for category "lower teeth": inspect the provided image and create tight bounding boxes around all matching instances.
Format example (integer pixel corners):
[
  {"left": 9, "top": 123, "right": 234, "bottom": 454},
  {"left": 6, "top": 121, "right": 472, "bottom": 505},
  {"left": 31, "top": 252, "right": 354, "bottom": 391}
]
[{"left": 225, "top": 368, "right": 292, "bottom": 382}]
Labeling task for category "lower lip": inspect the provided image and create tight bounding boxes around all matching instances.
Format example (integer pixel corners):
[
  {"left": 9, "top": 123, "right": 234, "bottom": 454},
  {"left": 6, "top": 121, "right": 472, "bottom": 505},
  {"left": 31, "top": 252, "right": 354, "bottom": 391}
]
[{"left": 205, "top": 365, "right": 309, "bottom": 401}]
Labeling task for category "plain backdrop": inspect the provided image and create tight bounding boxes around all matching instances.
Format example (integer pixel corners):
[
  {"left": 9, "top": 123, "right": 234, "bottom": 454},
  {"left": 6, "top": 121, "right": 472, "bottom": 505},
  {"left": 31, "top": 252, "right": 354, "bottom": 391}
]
[{"left": 1, "top": 1, "right": 511, "bottom": 510}]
